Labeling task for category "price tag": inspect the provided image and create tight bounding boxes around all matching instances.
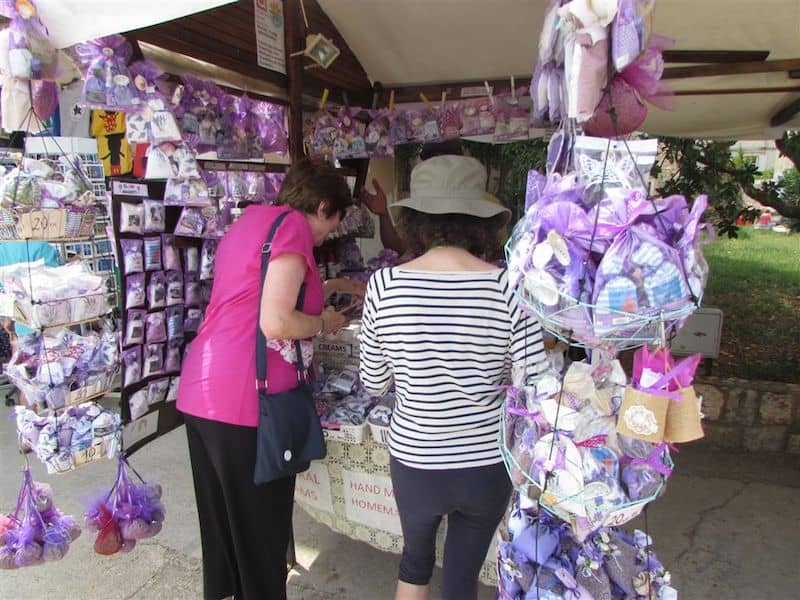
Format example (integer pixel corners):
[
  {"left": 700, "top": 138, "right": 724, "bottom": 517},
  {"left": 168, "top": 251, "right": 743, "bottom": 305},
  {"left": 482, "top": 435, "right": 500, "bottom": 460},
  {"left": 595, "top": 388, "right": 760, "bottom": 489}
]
[
  {"left": 73, "top": 440, "right": 107, "bottom": 468},
  {"left": 19, "top": 209, "right": 65, "bottom": 239},
  {"left": 602, "top": 503, "right": 645, "bottom": 527}
]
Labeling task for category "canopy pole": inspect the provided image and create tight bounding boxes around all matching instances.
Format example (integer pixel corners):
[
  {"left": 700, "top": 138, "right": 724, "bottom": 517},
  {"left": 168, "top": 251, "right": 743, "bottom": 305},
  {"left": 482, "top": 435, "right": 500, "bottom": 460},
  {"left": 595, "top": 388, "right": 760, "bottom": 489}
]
[{"left": 285, "top": 0, "right": 306, "bottom": 161}]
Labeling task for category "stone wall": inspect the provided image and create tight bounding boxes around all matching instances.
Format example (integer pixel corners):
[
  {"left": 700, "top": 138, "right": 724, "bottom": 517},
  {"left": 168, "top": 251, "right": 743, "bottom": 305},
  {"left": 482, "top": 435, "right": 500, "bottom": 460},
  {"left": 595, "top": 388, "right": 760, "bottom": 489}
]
[{"left": 696, "top": 376, "right": 800, "bottom": 453}]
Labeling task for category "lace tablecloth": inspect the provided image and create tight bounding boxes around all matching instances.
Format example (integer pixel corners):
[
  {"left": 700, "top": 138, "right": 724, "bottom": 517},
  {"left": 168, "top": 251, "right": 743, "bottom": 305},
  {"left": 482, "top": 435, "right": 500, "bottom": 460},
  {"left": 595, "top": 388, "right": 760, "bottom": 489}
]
[{"left": 294, "top": 435, "right": 499, "bottom": 586}]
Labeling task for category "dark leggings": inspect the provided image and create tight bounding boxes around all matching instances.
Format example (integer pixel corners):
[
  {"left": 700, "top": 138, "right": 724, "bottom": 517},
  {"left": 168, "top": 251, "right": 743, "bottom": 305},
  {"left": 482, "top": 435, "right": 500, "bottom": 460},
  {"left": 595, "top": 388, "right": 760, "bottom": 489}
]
[
  {"left": 184, "top": 413, "right": 295, "bottom": 600},
  {"left": 390, "top": 457, "right": 512, "bottom": 600}
]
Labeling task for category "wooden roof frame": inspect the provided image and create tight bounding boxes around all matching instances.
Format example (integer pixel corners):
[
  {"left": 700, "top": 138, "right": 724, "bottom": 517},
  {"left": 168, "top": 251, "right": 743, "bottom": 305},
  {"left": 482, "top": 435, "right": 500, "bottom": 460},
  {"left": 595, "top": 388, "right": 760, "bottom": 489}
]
[{"left": 122, "top": 1, "right": 800, "bottom": 153}]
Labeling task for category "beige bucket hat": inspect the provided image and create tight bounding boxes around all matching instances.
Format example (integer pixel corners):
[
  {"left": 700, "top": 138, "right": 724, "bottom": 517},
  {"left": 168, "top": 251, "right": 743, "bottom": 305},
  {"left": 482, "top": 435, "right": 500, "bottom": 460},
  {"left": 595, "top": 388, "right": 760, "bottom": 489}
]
[{"left": 389, "top": 155, "right": 511, "bottom": 225}]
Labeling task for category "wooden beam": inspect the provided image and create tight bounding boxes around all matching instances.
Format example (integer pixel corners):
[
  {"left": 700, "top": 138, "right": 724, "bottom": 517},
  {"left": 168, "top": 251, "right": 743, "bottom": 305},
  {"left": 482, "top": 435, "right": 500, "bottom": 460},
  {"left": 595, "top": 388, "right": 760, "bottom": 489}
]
[
  {"left": 285, "top": 0, "right": 305, "bottom": 160},
  {"left": 132, "top": 28, "right": 288, "bottom": 91},
  {"left": 675, "top": 86, "right": 800, "bottom": 96},
  {"left": 663, "top": 58, "right": 800, "bottom": 80},
  {"left": 663, "top": 50, "right": 770, "bottom": 64},
  {"left": 123, "top": 34, "right": 146, "bottom": 63},
  {"left": 389, "top": 76, "right": 532, "bottom": 105},
  {"left": 770, "top": 96, "right": 800, "bottom": 127}
]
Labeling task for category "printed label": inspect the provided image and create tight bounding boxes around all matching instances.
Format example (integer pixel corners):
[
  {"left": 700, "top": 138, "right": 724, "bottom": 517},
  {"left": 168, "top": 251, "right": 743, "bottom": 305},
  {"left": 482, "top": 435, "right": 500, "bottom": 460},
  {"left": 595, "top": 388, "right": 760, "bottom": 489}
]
[{"left": 342, "top": 470, "right": 402, "bottom": 534}]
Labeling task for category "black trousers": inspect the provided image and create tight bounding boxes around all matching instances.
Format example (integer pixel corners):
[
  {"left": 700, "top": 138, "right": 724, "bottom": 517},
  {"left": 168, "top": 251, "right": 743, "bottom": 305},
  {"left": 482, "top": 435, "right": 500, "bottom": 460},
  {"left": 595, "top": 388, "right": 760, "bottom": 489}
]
[
  {"left": 184, "top": 414, "right": 295, "bottom": 600},
  {"left": 390, "top": 457, "right": 512, "bottom": 600}
]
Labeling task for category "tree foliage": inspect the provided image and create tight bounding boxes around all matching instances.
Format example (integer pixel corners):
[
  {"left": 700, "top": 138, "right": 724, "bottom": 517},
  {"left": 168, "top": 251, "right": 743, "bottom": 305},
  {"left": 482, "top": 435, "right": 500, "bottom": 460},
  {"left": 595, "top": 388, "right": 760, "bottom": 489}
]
[
  {"left": 462, "top": 139, "right": 548, "bottom": 222},
  {"left": 653, "top": 132, "right": 800, "bottom": 237}
]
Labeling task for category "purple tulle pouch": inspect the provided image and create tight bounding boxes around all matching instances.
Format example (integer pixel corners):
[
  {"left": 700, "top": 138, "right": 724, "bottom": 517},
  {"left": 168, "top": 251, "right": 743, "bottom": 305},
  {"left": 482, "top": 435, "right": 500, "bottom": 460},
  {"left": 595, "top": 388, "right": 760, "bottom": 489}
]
[
  {"left": 75, "top": 35, "right": 138, "bottom": 111},
  {"left": 592, "top": 226, "right": 692, "bottom": 336}
]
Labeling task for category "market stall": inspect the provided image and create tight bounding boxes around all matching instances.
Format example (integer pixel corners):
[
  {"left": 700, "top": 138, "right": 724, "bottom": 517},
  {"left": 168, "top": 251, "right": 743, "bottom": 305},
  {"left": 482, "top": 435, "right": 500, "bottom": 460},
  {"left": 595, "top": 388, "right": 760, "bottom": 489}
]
[{"left": 0, "top": 0, "right": 798, "bottom": 596}]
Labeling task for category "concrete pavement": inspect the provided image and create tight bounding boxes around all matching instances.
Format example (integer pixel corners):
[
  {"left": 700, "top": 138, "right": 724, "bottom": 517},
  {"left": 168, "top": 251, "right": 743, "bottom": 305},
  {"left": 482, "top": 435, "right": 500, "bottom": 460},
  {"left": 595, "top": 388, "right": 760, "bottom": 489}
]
[{"left": 1, "top": 404, "right": 799, "bottom": 600}]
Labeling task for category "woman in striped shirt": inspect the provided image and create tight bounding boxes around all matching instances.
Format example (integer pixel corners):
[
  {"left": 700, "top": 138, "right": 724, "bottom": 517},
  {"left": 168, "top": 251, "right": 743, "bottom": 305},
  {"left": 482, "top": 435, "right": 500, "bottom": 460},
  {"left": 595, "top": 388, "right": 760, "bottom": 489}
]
[{"left": 359, "top": 156, "right": 547, "bottom": 600}]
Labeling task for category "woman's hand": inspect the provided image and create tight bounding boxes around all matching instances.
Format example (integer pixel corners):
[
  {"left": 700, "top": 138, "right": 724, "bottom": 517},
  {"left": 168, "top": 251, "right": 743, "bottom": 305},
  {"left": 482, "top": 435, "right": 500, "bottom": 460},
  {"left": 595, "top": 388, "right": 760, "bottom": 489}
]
[
  {"left": 321, "top": 306, "right": 349, "bottom": 334},
  {"left": 360, "top": 178, "right": 388, "bottom": 215},
  {"left": 324, "top": 277, "right": 366, "bottom": 301}
]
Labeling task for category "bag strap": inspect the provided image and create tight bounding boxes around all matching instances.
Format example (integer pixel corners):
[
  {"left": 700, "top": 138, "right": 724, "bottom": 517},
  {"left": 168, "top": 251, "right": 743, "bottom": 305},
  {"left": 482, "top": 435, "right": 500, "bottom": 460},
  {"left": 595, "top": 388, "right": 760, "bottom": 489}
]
[{"left": 256, "top": 210, "right": 308, "bottom": 393}]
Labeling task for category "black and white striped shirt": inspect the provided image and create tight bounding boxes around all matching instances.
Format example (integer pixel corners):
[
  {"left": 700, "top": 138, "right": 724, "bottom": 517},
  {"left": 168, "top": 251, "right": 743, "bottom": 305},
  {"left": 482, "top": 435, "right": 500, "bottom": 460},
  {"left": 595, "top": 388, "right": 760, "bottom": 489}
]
[{"left": 359, "top": 267, "right": 547, "bottom": 470}]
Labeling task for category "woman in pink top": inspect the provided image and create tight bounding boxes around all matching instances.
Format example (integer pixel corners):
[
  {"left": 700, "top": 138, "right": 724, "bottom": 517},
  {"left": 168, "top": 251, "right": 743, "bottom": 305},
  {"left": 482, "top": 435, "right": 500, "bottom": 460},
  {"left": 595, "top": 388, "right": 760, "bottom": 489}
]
[{"left": 177, "top": 159, "right": 362, "bottom": 600}]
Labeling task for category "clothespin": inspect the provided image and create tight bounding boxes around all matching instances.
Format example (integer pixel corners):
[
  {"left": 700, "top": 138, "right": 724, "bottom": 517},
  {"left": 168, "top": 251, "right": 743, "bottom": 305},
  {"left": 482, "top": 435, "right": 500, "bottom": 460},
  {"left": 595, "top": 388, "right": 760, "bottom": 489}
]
[
  {"left": 484, "top": 81, "right": 495, "bottom": 107},
  {"left": 440, "top": 91, "right": 447, "bottom": 111},
  {"left": 319, "top": 88, "right": 329, "bottom": 110},
  {"left": 389, "top": 90, "right": 395, "bottom": 113},
  {"left": 511, "top": 75, "right": 516, "bottom": 100},
  {"left": 419, "top": 93, "right": 434, "bottom": 112}
]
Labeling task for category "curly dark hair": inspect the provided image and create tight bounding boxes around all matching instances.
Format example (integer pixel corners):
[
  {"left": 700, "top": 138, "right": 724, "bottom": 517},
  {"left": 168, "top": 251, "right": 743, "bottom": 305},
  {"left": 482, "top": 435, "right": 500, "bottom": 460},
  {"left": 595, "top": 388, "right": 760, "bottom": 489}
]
[
  {"left": 276, "top": 158, "right": 352, "bottom": 218},
  {"left": 396, "top": 208, "right": 507, "bottom": 261}
]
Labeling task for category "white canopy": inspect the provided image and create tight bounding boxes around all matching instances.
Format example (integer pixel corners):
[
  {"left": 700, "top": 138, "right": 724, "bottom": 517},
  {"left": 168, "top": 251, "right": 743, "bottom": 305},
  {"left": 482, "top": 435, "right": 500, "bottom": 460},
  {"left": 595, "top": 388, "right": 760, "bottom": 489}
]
[
  {"left": 317, "top": 0, "right": 800, "bottom": 139},
  {"left": 32, "top": 1, "right": 237, "bottom": 49}
]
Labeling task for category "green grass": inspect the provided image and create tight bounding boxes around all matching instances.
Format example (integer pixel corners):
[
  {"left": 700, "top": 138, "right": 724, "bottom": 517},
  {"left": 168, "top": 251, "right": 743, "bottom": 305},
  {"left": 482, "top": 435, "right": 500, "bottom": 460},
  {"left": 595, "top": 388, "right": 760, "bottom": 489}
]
[{"left": 701, "top": 229, "right": 800, "bottom": 382}]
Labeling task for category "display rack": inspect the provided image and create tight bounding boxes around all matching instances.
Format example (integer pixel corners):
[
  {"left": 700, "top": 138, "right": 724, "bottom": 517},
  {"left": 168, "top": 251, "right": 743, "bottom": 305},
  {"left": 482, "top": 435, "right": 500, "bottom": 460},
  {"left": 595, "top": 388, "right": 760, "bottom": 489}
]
[
  {"left": 110, "top": 178, "right": 198, "bottom": 454},
  {"left": 24, "top": 137, "right": 115, "bottom": 276}
]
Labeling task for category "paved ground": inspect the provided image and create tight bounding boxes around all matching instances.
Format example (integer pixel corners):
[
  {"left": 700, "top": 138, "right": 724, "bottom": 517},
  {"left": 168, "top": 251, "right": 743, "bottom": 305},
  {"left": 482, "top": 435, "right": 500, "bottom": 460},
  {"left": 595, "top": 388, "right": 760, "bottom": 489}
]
[{"left": 1, "top": 405, "right": 799, "bottom": 600}]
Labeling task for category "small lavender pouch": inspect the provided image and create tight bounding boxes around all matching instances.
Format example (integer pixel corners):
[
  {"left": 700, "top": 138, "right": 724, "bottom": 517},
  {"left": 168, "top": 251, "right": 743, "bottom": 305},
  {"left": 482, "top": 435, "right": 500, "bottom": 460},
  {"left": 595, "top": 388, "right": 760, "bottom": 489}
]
[
  {"left": 124, "top": 309, "right": 146, "bottom": 347},
  {"left": 145, "top": 311, "right": 167, "bottom": 344},
  {"left": 142, "top": 343, "right": 164, "bottom": 378},
  {"left": 603, "top": 531, "right": 640, "bottom": 597},
  {"left": 147, "top": 378, "right": 170, "bottom": 406},
  {"left": 123, "top": 346, "right": 142, "bottom": 388},
  {"left": 184, "top": 273, "right": 202, "bottom": 306},
  {"left": 581, "top": 446, "right": 627, "bottom": 524},
  {"left": 612, "top": 0, "right": 644, "bottom": 71},
  {"left": 129, "top": 389, "right": 149, "bottom": 420},
  {"left": 143, "top": 236, "right": 162, "bottom": 271},
  {"left": 166, "top": 377, "right": 180, "bottom": 402},
  {"left": 148, "top": 271, "right": 167, "bottom": 309},
  {"left": 173, "top": 207, "right": 204, "bottom": 237},
  {"left": 166, "top": 271, "right": 184, "bottom": 306},
  {"left": 199, "top": 239, "right": 217, "bottom": 281},
  {"left": 162, "top": 235, "right": 182, "bottom": 271},
  {"left": 621, "top": 460, "right": 663, "bottom": 501},
  {"left": 143, "top": 199, "right": 166, "bottom": 233},
  {"left": 126, "top": 273, "right": 146, "bottom": 308},
  {"left": 165, "top": 338, "right": 183, "bottom": 372},
  {"left": 183, "top": 246, "right": 200, "bottom": 274},
  {"left": 119, "top": 202, "right": 144, "bottom": 234},
  {"left": 183, "top": 308, "right": 203, "bottom": 332},
  {"left": 120, "top": 239, "right": 143, "bottom": 274},
  {"left": 365, "top": 110, "right": 393, "bottom": 157},
  {"left": 510, "top": 522, "right": 560, "bottom": 566},
  {"left": 166, "top": 305, "right": 184, "bottom": 340},
  {"left": 575, "top": 552, "right": 613, "bottom": 600}
]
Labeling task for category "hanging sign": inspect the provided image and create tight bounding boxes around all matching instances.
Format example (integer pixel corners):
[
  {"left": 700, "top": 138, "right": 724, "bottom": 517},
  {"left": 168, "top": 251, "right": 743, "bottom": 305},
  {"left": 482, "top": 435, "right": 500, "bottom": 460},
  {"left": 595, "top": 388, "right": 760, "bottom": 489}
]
[{"left": 254, "top": 0, "right": 287, "bottom": 74}]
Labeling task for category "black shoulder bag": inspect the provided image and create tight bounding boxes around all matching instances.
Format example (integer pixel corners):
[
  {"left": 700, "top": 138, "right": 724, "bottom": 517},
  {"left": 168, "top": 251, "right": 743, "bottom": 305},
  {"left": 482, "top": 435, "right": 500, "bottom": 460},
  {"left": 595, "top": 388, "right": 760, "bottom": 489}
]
[{"left": 253, "top": 211, "right": 326, "bottom": 485}]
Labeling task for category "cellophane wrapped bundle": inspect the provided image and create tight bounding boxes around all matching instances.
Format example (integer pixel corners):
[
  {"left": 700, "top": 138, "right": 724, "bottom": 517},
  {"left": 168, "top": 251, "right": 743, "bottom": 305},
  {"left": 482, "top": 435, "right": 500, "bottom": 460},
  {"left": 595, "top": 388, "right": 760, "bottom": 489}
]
[
  {"left": 505, "top": 138, "right": 710, "bottom": 349},
  {"left": 0, "top": 468, "right": 81, "bottom": 569},
  {"left": 15, "top": 402, "right": 120, "bottom": 472},
  {"left": 501, "top": 358, "right": 673, "bottom": 539},
  {"left": 74, "top": 34, "right": 138, "bottom": 111},
  {"left": 6, "top": 327, "right": 118, "bottom": 409},
  {"left": 84, "top": 456, "right": 165, "bottom": 556}
]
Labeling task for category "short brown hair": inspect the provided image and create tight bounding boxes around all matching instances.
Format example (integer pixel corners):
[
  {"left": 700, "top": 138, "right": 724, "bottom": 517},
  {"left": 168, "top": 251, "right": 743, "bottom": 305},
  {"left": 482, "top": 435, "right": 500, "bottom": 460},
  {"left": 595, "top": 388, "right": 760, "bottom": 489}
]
[
  {"left": 396, "top": 208, "right": 507, "bottom": 261},
  {"left": 276, "top": 158, "right": 352, "bottom": 218}
]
